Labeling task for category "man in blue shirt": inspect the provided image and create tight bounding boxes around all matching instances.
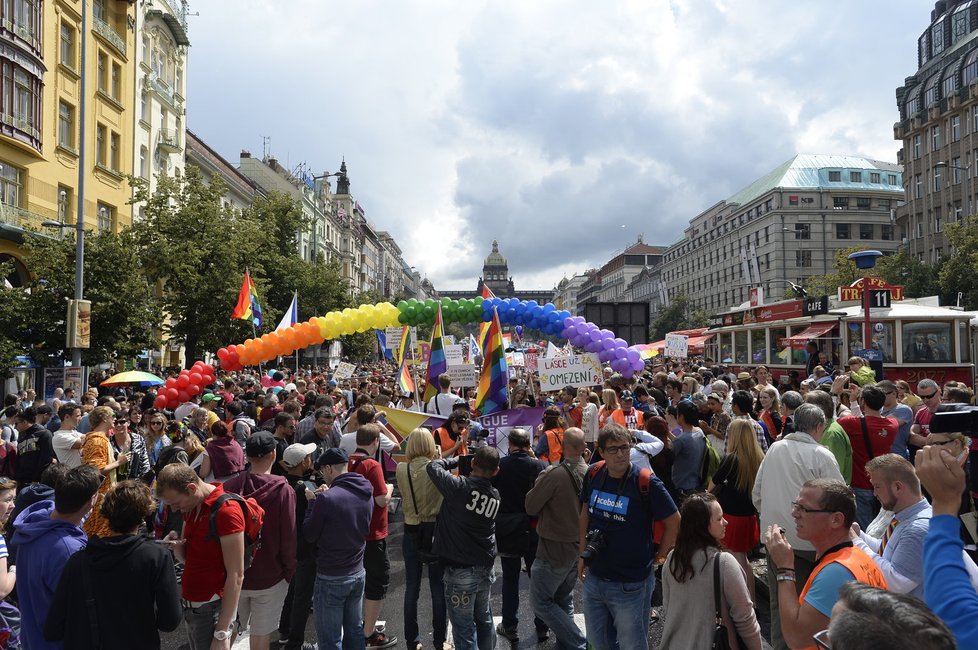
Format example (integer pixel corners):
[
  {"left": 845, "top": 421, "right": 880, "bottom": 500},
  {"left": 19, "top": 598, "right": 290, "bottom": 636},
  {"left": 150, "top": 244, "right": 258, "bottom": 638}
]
[{"left": 578, "top": 423, "right": 679, "bottom": 650}]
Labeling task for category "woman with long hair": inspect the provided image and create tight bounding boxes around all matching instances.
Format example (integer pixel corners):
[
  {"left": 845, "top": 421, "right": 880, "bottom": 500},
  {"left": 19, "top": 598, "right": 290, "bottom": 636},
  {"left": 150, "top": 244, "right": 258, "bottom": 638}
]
[
  {"left": 709, "top": 420, "right": 764, "bottom": 600},
  {"left": 579, "top": 389, "right": 600, "bottom": 448},
  {"left": 142, "top": 410, "right": 169, "bottom": 466},
  {"left": 756, "top": 386, "right": 783, "bottom": 444},
  {"left": 110, "top": 410, "right": 151, "bottom": 484},
  {"left": 644, "top": 416, "right": 678, "bottom": 504},
  {"left": 681, "top": 376, "right": 700, "bottom": 400},
  {"left": 395, "top": 429, "right": 449, "bottom": 650},
  {"left": 597, "top": 389, "right": 619, "bottom": 431},
  {"left": 186, "top": 408, "right": 210, "bottom": 445},
  {"left": 199, "top": 421, "right": 245, "bottom": 483},
  {"left": 661, "top": 493, "right": 762, "bottom": 650},
  {"left": 82, "top": 407, "right": 129, "bottom": 538}
]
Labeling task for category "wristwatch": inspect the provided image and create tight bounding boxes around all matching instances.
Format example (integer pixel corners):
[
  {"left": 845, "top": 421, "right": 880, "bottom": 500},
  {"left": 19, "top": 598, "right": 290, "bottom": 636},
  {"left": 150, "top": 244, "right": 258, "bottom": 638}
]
[{"left": 213, "top": 627, "right": 232, "bottom": 641}]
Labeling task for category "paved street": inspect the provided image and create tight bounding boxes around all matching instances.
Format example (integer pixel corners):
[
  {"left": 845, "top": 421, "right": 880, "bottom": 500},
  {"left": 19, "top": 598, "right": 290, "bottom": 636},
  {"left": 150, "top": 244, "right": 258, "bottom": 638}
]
[{"left": 162, "top": 508, "right": 770, "bottom": 649}]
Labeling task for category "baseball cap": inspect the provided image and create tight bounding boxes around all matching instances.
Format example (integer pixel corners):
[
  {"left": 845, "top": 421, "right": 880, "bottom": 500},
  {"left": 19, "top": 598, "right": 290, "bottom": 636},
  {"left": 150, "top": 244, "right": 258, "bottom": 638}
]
[
  {"left": 282, "top": 442, "right": 318, "bottom": 468},
  {"left": 245, "top": 431, "right": 277, "bottom": 457},
  {"left": 285, "top": 383, "right": 297, "bottom": 392},
  {"left": 315, "top": 447, "right": 349, "bottom": 468},
  {"left": 620, "top": 390, "right": 634, "bottom": 401},
  {"left": 201, "top": 393, "right": 223, "bottom": 403}
]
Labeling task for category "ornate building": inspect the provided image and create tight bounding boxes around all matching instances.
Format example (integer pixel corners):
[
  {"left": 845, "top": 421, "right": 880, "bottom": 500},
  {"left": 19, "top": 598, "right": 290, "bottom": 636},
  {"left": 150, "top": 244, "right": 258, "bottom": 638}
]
[{"left": 440, "top": 240, "right": 552, "bottom": 302}]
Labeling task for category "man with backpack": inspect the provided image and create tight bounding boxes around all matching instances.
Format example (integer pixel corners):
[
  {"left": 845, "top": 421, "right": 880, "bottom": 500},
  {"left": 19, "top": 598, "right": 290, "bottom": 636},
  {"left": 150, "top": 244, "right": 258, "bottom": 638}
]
[
  {"left": 224, "top": 431, "right": 296, "bottom": 650},
  {"left": 158, "top": 463, "right": 259, "bottom": 650},
  {"left": 578, "top": 423, "right": 680, "bottom": 650}
]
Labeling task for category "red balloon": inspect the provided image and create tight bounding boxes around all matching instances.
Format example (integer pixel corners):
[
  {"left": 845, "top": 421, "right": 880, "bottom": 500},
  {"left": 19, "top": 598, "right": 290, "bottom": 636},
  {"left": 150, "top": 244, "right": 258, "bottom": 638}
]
[
  {"left": 164, "top": 377, "right": 177, "bottom": 388},
  {"left": 177, "top": 390, "right": 190, "bottom": 402},
  {"left": 203, "top": 374, "right": 215, "bottom": 386},
  {"left": 176, "top": 374, "right": 190, "bottom": 389},
  {"left": 217, "top": 347, "right": 229, "bottom": 361},
  {"left": 167, "top": 399, "right": 179, "bottom": 410},
  {"left": 201, "top": 363, "right": 214, "bottom": 374},
  {"left": 164, "top": 387, "right": 179, "bottom": 401},
  {"left": 189, "top": 372, "right": 203, "bottom": 385},
  {"left": 154, "top": 395, "right": 167, "bottom": 409},
  {"left": 187, "top": 383, "right": 201, "bottom": 396}
]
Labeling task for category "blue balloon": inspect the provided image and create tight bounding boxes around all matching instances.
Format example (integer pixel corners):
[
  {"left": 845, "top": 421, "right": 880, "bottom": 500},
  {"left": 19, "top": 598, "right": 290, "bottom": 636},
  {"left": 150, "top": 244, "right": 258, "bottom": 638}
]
[
  {"left": 525, "top": 300, "right": 539, "bottom": 311},
  {"left": 558, "top": 310, "right": 572, "bottom": 322},
  {"left": 542, "top": 303, "right": 556, "bottom": 313},
  {"left": 506, "top": 307, "right": 517, "bottom": 321},
  {"left": 483, "top": 310, "right": 493, "bottom": 323}
]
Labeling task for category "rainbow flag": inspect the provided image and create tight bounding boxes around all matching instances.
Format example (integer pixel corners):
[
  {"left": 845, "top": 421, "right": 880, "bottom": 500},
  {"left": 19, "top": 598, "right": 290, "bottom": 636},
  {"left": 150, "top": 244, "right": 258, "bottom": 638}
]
[
  {"left": 477, "top": 285, "right": 495, "bottom": 351},
  {"left": 231, "top": 269, "right": 263, "bottom": 329},
  {"left": 475, "top": 307, "right": 508, "bottom": 415},
  {"left": 422, "top": 303, "right": 447, "bottom": 404},
  {"left": 396, "top": 326, "right": 415, "bottom": 396}
]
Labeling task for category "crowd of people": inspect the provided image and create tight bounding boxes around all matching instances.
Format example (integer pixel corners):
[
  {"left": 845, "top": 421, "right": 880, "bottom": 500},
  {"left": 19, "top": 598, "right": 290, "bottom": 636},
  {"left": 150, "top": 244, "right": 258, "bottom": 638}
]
[{"left": 0, "top": 351, "right": 974, "bottom": 649}]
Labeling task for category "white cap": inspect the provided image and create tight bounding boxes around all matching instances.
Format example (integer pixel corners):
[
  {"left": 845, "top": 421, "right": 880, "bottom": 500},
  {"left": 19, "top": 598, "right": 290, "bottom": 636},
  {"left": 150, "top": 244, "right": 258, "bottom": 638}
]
[
  {"left": 285, "top": 383, "right": 297, "bottom": 392},
  {"left": 282, "top": 442, "right": 318, "bottom": 468}
]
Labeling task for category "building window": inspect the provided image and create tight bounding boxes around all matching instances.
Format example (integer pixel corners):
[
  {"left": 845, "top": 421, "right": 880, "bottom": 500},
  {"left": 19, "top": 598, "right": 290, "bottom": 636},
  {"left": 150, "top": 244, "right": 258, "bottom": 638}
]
[
  {"left": 888, "top": 173, "right": 897, "bottom": 185},
  {"left": 879, "top": 199, "right": 891, "bottom": 209},
  {"left": 859, "top": 224, "right": 874, "bottom": 240},
  {"left": 97, "top": 51, "right": 107, "bottom": 93},
  {"left": 953, "top": 157, "right": 962, "bottom": 184},
  {"left": 870, "top": 172, "right": 881, "bottom": 183},
  {"left": 828, "top": 171, "right": 841, "bottom": 182},
  {"left": 9, "top": 0, "right": 39, "bottom": 44},
  {"left": 932, "top": 125, "right": 941, "bottom": 151},
  {"left": 952, "top": 114, "right": 961, "bottom": 141},
  {"left": 95, "top": 124, "right": 106, "bottom": 166},
  {"left": 857, "top": 197, "right": 871, "bottom": 210},
  {"left": 11, "top": 67, "right": 36, "bottom": 129},
  {"left": 953, "top": 7, "right": 970, "bottom": 44},
  {"left": 913, "top": 134, "right": 921, "bottom": 159},
  {"left": 833, "top": 197, "right": 849, "bottom": 209},
  {"left": 916, "top": 217, "right": 924, "bottom": 238},
  {"left": 96, "top": 203, "right": 114, "bottom": 233},
  {"left": 110, "top": 62, "right": 121, "bottom": 101},
  {"left": 836, "top": 223, "right": 851, "bottom": 239},
  {"left": 935, "top": 207, "right": 942, "bottom": 232},
  {"left": 140, "top": 92, "right": 147, "bottom": 121},
  {"left": 882, "top": 224, "right": 894, "bottom": 241},
  {"left": 110, "top": 132, "right": 120, "bottom": 171},
  {"left": 60, "top": 21, "right": 76, "bottom": 69},
  {"left": 934, "top": 167, "right": 943, "bottom": 192},
  {"left": 58, "top": 101, "right": 74, "bottom": 149},
  {"left": 850, "top": 171, "right": 862, "bottom": 182},
  {"left": 139, "top": 146, "right": 148, "bottom": 179},
  {"left": 93, "top": 0, "right": 106, "bottom": 21},
  {"left": 794, "top": 224, "right": 810, "bottom": 239},
  {"left": 0, "top": 161, "right": 24, "bottom": 208},
  {"left": 796, "top": 250, "right": 812, "bottom": 267}
]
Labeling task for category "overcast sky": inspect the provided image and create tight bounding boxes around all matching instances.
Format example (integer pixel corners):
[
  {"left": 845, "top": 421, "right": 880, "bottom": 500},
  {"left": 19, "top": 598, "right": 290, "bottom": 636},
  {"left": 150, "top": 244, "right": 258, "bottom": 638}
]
[{"left": 187, "top": 0, "right": 923, "bottom": 292}]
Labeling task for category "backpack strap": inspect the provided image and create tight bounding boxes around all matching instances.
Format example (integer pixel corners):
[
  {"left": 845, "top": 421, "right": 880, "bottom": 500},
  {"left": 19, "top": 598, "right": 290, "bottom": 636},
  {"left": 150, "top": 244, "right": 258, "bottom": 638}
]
[
  {"left": 208, "top": 493, "right": 246, "bottom": 541},
  {"left": 585, "top": 460, "right": 606, "bottom": 483}
]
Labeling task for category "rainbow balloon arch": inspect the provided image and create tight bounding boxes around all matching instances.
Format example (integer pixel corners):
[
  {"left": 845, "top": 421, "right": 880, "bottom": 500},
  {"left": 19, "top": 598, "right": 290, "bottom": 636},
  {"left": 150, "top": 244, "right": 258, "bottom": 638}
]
[{"left": 153, "top": 297, "right": 649, "bottom": 411}]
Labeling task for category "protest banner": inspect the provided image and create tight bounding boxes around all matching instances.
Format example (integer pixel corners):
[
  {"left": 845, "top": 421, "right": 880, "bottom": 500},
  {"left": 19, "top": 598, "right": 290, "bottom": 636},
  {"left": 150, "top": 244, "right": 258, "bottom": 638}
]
[
  {"left": 525, "top": 348, "right": 539, "bottom": 373},
  {"left": 664, "top": 333, "right": 689, "bottom": 359},
  {"left": 444, "top": 335, "right": 456, "bottom": 346},
  {"left": 539, "top": 353, "right": 602, "bottom": 389},
  {"left": 445, "top": 344, "right": 466, "bottom": 367},
  {"left": 332, "top": 361, "right": 357, "bottom": 380},
  {"left": 446, "top": 364, "right": 478, "bottom": 388},
  {"left": 384, "top": 327, "right": 403, "bottom": 351},
  {"left": 479, "top": 407, "right": 546, "bottom": 456}
]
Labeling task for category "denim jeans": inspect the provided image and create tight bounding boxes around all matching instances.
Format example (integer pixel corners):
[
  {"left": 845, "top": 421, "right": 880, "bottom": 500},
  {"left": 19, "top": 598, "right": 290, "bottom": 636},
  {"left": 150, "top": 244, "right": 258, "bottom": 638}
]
[
  {"left": 529, "top": 559, "right": 586, "bottom": 650},
  {"left": 402, "top": 528, "right": 448, "bottom": 647},
  {"left": 183, "top": 598, "right": 222, "bottom": 650},
  {"left": 500, "top": 550, "right": 546, "bottom": 633},
  {"left": 853, "top": 486, "right": 878, "bottom": 530},
  {"left": 443, "top": 564, "right": 496, "bottom": 650},
  {"left": 313, "top": 570, "right": 366, "bottom": 650},
  {"left": 582, "top": 572, "right": 654, "bottom": 650}
]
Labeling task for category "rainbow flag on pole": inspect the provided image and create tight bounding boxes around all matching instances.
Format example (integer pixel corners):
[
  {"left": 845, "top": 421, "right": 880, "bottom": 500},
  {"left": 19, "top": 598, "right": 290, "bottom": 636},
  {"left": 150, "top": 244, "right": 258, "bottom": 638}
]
[
  {"left": 396, "top": 326, "right": 415, "bottom": 395},
  {"left": 422, "top": 304, "right": 447, "bottom": 404},
  {"left": 477, "top": 285, "right": 495, "bottom": 351},
  {"left": 231, "top": 269, "right": 263, "bottom": 329},
  {"left": 475, "top": 307, "right": 508, "bottom": 415}
]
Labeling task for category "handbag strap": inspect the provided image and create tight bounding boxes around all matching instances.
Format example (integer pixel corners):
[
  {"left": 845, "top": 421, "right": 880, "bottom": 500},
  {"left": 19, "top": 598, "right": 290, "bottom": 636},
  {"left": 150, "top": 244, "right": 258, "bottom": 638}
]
[
  {"left": 81, "top": 553, "right": 102, "bottom": 649},
  {"left": 713, "top": 552, "right": 723, "bottom": 626}
]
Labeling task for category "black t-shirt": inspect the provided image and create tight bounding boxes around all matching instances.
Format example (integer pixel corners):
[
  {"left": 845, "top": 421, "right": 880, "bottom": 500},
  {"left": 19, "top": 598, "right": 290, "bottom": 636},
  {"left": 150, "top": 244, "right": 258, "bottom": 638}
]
[
  {"left": 711, "top": 455, "right": 757, "bottom": 517},
  {"left": 272, "top": 437, "right": 289, "bottom": 476},
  {"left": 285, "top": 474, "right": 314, "bottom": 559}
]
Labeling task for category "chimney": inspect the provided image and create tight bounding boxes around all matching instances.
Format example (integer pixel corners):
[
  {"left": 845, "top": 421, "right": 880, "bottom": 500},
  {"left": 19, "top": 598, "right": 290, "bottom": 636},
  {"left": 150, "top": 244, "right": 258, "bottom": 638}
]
[{"left": 241, "top": 150, "right": 251, "bottom": 158}]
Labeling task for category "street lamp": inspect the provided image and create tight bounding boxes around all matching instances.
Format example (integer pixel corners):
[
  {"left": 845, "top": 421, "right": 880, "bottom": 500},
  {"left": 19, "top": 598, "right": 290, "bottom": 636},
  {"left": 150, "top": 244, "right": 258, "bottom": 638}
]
[{"left": 41, "top": 216, "right": 85, "bottom": 367}]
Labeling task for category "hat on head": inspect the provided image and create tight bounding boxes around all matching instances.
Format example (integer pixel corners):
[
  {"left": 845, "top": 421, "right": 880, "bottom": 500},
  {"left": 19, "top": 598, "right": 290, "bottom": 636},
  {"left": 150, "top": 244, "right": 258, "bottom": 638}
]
[
  {"left": 245, "top": 431, "right": 277, "bottom": 457},
  {"left": 620, "top": 390, "right": 634, "bottom": 401},
  {"left": 315, "top": 446, "right": 349, "bottom": 468},
  {"left": 282, "top": 442, "right": 318, "bottom": 468},
  {"left": 737, "top": 372, "right": 751, "bottom": 381},
  {"left": 706, "top": 393, "right": 722, "bottom": 402},
  {"left": 284, "top": 383, "right": 297, "bottom": 392},
  {"left": 327, "top": 379, "right": 338, "bottom": 387},
  {"left": 201, "top": 393, "right": 222, "bottom": 403}
]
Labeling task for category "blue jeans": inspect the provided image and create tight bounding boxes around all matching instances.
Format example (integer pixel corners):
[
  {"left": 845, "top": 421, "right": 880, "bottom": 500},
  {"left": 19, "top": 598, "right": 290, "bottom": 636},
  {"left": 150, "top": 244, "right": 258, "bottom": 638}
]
[
  {"left": 582, "top": 572, "right": 654, "bottom": 650},
  {"left": 313, "top": 570, "right": 366, "bottom": 650},
  {"left": 443, "top": 565, "right": 496, "bottom": 650},
  {"left": 529, "top": 559, "right": 586, "bottom": 650},
  {"left": 402, "top": 529, "right": 448, "bottom": 647},
  {"left": 500, "top": 551, "right": 546, "bottom": 632},
  {"left": 853, "top": 486, "right": 878, "bottom": 530}
]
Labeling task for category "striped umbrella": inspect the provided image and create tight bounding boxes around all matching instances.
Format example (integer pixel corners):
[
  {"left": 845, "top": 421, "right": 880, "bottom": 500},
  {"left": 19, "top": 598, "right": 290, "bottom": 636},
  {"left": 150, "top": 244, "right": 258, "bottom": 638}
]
[{"left": 100, "top": 371, "right": 165, "bottom": 387}]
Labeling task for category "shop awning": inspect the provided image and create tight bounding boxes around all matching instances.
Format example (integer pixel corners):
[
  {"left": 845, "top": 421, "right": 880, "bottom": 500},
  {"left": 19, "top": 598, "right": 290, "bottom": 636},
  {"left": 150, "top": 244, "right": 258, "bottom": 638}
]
[
  {"left": 686, "top": 333, "right": 716, "bottom": 354},
  {"left": 778, "top": 321, "right": 837, "bottom": 349}
]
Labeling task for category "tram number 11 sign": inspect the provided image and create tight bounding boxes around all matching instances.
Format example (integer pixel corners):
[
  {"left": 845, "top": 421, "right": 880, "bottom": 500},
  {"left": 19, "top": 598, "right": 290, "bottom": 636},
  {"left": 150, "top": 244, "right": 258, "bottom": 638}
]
[{"left": 869, "top": 289, "right": 891, "bottom": 309}]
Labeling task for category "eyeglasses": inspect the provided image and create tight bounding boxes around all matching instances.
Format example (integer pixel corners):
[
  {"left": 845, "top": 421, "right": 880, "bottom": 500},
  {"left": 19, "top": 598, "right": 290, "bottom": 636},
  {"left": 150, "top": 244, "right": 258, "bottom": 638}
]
[
  {"left": 813, "top": 629, "right": 831, "bottom": 649},
  {"left": 919, "top": 391, "right": 938, "bottom": 400},
  {"left": 791, "top": 500, "right": 836, "bottom": 515},
  {"left": 150, "top": 421, "right": 163, "bottom": 426},
  {"left": 602, "top": 445, "right": 631, "bottom": 456}
]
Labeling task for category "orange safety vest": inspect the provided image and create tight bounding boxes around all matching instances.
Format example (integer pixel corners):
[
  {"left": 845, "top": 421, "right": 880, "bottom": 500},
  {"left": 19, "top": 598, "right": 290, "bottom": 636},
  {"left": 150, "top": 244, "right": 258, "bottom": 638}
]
[
  {"left": 610, "top": 408, "right": 644, "bottom": 429},
  {"left": 435, "top": 426, "right": 468, "bottom": 458},
  {"left": 796, "top": 545, "right": 888, "bottom": 650},
  {"left": 540, "top": 427, "right": 564, "bottom": 463}
]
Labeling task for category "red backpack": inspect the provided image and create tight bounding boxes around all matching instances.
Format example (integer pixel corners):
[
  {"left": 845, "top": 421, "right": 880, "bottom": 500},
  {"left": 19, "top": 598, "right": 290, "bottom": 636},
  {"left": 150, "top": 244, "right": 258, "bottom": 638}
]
[{"left": 207, "top": 493, "right": 265, "bottom": 570}]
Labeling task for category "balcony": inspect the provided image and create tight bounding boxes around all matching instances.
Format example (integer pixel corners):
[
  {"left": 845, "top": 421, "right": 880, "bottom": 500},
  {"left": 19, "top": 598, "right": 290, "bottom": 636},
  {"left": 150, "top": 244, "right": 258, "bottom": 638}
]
[
  {"left": 93, "top": 17, "right": 126, "bottom": 57},
  {"left": 0, "top": 204, "right": 58, "bottom": 240},
  {"left": 157, "top": 128, "right": 181, "bottom": 152},
  {"left": 144, "top": 73, "right": 180, "bottom": 108}
]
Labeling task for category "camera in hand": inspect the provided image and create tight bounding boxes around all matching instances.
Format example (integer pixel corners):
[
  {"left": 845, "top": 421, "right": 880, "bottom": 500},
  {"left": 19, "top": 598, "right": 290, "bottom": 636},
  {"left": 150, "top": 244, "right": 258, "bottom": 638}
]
[
  {"left": 931, "top": 404, "right": 978, "bottom": 437},
  {"left": 580, "top": 529, "right": 607, "bottom": 564}
]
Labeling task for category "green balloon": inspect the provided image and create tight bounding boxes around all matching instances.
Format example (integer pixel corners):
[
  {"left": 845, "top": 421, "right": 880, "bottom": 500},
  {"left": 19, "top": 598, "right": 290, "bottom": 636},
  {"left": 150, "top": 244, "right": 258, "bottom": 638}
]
[{"left": 397, "top": 300, "right": 408, "bottom": 312}]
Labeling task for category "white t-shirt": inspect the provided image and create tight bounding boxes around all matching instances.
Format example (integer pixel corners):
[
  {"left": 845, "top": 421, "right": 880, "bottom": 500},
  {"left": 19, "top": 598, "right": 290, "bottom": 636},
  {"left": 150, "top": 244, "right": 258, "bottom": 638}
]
[
  {"left": 425, "top": 392, "right": 458, "bottom": 416},
  {"left": 52, "top": 429, "right": 85, "bottom": 468},
  {"left": 339, "top": 431, "right": 397, "bottom": 456}
]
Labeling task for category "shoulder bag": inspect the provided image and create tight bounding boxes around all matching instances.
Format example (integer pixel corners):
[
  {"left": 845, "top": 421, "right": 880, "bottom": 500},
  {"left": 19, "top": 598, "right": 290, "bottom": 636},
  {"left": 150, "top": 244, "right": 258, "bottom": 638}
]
[{"left": 712, "top": 552, "right": 746, "bottom": 650}]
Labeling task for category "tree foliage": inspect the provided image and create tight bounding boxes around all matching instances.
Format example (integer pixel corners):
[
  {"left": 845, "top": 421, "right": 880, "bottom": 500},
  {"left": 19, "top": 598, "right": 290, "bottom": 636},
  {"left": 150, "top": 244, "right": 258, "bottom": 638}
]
[
  {"left": 940, "top": 214, "right": 978, "bottom": 309},
  {"left": 804, "top": 246, "right": 943, "bottom": 302},
  {"left": 650, "top": 294, "right": 708, "bottom": 340}
]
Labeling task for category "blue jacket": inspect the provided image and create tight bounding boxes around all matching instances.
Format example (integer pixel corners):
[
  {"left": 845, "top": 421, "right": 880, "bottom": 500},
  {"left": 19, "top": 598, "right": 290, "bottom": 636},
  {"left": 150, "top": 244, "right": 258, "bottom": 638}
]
[
  {"left": 11, "top": 501, "right": 88, "bottom": 650},
  {"left": 304, "top": 472, "right": 373, "bottom": 577},
  {"left": 924, "top": 514, "right": 978, "bottom": 649}
]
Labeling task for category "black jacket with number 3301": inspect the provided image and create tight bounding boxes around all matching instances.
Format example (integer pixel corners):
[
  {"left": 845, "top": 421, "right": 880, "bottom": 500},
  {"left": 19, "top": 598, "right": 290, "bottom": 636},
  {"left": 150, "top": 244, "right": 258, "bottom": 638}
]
[{"left": 427, "top": 457, "right": 500, "bottom": 568}]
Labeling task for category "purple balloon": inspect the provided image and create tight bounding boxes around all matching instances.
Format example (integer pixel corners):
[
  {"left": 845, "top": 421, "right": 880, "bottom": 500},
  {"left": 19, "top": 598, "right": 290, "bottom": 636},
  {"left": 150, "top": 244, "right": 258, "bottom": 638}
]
[
  {"left": 563, "top": 317, "right": 575, "bottom": 329},
  {"left": 615, "top": 347, "right": 629, "bottom": 360},
  {"left": 613, "top": 338, "right": 627, "bottom": 349},
  {"left": 572, "top": 316, "right": 586, "bottom": 326},
  {"left": 600, "top": 329, "right": 614, "bottom": 339},
  {"left": 627, "top": 350, "right": 640, "bottom": 364},
  {"left": 598, "top": 349, "right": 615, "bottom": 363},
  {"left": 631, "top": 358, "right": 645, "bottom": 372},
  {"left": 602, "top": 338, "right": 617, "bottom": 351},
  {"left": 589, "top": 329, "right": 603, "bottom": 343}
]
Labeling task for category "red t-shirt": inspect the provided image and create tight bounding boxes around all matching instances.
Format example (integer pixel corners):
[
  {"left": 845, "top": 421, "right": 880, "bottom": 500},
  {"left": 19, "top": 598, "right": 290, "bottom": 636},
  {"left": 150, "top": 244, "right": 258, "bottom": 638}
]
[
  {"left": 838, "top": 415, "right": 899, "bottom": 489},
  {"left": 913, "top": 407, "right": 935, "bottom": 437},
  {"left": 350, "top": 452, "right": 388, "bottom": 541},
  {"left": 181, "top": 484, "right": 246, "bottom": 601}
]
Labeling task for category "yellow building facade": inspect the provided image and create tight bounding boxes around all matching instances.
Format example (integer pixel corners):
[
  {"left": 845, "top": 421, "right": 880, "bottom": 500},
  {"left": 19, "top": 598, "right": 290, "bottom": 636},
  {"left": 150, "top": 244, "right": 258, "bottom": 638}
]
[{"left": 0, "top": 0, "right": 135, "bottom": 286}]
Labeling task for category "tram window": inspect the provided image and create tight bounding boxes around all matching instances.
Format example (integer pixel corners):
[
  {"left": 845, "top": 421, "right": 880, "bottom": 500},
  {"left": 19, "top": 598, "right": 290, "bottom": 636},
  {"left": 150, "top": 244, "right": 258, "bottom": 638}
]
[
  {"left": 959, "top": 321, "right": 971, "bottom": 363},
  {"left": 770, "top": 326, "right": 788, "bottom": 365},
  {"left": 903, "top": 322, "right": 953, "bottom": 363},
  {"left": 846, "top": 322, "right": 895, "bottom": 362},
  {"left": 751, "top": 329, "right": 767, "bottom": 364},
  {"left": 735, "top": 331, "right": 748, "bottom": 364},
  {"left": 720, "top": 332, "right": 733, "bottom": 363}
]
